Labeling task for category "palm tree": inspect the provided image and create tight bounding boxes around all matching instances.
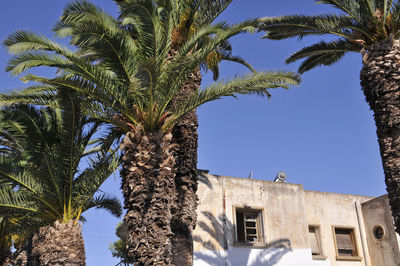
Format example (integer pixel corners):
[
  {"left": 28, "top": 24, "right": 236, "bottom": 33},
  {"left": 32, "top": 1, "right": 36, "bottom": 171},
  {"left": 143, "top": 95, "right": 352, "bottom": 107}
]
[
  {"left": 259, "top": 0, "right": 400, "bottom": 233},
  {"left": 1, "top": 1, "right": 300, "bottom": 264},
  {"left": 0, "top": 217, "right": 13, "bottom": 265},
  {"left": 0, "top": 134, "right": 29, "bottom": 266},
  {"left": 55, "top": 1, "right": 257, "bottom": 262},
  {"left": 109, "top": 222, "right": 134, "bottom": 266},
  {"left": 0, "top": 91, "right": 122, "bottom": 265},
  {"left": 0, "top": 215, "right": 32, "bottom": 265}
]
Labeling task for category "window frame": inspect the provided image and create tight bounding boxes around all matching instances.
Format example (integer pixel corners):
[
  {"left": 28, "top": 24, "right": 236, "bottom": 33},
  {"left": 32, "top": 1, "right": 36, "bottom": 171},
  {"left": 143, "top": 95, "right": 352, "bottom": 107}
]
[
  {"left": 308, "top": 225, "right": 326, "bottom": 260},
  {"left": 372, "top": 224, "right": 386, "bottom": 241},
  {"left": 332, "top": 226, "right": 362, "bottom": 261},
  {"left": 232, "top": 206, "right": 265, "bottom": 247}
]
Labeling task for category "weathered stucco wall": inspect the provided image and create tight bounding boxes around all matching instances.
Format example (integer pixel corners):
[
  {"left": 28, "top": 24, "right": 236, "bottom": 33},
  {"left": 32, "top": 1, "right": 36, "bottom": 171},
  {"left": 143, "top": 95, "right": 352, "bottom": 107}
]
[
  {"left": 194, "top": 173, "right": 225, "bottom": 252},
  {"left": 361, "top": 195, "right": 400, "bottom": 266},
  {"left": 194, "top": 173, "right": 316, "bottom": 265},
  {"left": 223, "top": 176, "right": 309, "bottom": 249},
  {"left": 304, "top": 191, "right": 373, "bottom": 266},
  {"left": 193, "top": 173, "right": 398, "bottom": 266}
]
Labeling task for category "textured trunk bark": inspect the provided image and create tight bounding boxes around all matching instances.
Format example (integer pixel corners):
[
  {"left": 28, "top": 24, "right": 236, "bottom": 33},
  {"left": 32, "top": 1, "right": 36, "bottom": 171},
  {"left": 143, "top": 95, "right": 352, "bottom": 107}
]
[
  {"left": 10, "top": 249, "right": 29, "bottom": 266},
  {"left": 30, "top": 220, "right": 86, "bottom": 265},
  {"left": 170, "top": 68, "right": 202, "bottom": 266},
  {"left": 0, "top": 247, "right": 11, "bottom": 266},
  {"left": 120, "top": 129, "right": 176, "bottom": 265},
  {"left": 360, "top": 37, "right": 400, "bottom": 233},
  {"left": 9, "top": 236, "right": 32, "bottom": 266},
  {"left": 0, "top": 223, "right": 12, "bottom": 265}
]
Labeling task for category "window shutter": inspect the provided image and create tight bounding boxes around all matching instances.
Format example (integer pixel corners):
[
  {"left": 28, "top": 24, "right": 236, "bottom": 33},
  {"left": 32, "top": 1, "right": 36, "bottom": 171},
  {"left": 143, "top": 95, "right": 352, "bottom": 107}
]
[
  {"left": 335, "top": 228, "right": 356, "bottom": 256},
  {"left": 336, "top": 232, "right": 353, "bottom": 250},
  {"left": 308, "top": 227, "right": 321, "bottom": 255}
]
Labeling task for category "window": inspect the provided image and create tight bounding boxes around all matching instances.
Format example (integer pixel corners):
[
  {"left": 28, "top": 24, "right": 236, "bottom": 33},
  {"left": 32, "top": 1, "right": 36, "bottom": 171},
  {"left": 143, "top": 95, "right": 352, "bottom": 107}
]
[
  {"left": 373, "top": 225, "right": 385, "bottom": 240},
  {"left": 235, "top": 208, "right": 264, "bottom": 245},
  {"left": 308, "top": 226, "right": 322, "bottom": 256},
  {"left": 332, "top": 227, "right": 361, "bottom": 260}
]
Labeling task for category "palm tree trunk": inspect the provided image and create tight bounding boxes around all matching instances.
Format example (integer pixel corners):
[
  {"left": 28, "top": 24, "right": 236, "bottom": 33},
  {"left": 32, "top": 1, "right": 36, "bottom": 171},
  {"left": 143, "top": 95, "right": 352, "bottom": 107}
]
[
  {"left": 0, "top": 247, "right": 11, "bottom": 266},
  {"left": 120, "top": 128, "right": 176, "bottom": 265},
  {"left": 170, "top": 68, "right": 202, "bottom": 266},
  {"left": 9, "top": 236, "right": 32, "bottom": 266},
  {"left": 29, "top": 220, "right": 86, "bottom": 265},
  {"left": 361, "top": 37, "right": 400, "bottom": 233}
]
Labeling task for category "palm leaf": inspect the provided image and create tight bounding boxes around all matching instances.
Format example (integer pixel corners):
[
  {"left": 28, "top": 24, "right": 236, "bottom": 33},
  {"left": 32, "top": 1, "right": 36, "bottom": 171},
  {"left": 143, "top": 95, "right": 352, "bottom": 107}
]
[{"left": 165, "top": 71, "right": 300, "bottom": 130}]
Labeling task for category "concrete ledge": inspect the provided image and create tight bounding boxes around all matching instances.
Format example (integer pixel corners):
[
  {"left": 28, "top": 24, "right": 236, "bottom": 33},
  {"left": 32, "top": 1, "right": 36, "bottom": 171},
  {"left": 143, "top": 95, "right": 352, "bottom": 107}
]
[
  {"left": 312, "top": 255, "right": 327, "bottom": 260},
  {"left": 336, "top": 255, "right": 362, "bottom": 261}
]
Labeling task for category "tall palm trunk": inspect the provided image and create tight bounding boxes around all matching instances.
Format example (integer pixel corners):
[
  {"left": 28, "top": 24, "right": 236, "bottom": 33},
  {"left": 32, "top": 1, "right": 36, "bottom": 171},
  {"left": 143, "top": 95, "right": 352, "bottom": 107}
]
[
  {"left": 120, "top": 128, "right": 176, "bottom": 265},
  {"left": 170, "top": 67, "right": 202, "bottom": 266},
  {"left": 9, "top": 236, "right": 31, "bottom": 266},
  {"left": 361, "top": 37, "right": 400, "bottom": 233},
  {"left": 0, "top": 221, "right": 12, "bottom": 265},
  {"left": 29, "top": 220, "right": 86, "bottom": 265},
  {"left": 0, "top": 246, "right": 11, "bottom": 266}
]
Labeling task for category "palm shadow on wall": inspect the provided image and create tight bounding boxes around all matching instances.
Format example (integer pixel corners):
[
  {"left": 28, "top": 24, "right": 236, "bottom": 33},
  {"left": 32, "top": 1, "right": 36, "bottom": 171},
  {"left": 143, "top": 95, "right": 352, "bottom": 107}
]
[
  {"left": 193, "top": 211, "right": 292, "bottom": 266},
  {"left": 195, "top": 173, "right": 292, "bottom": 265}
]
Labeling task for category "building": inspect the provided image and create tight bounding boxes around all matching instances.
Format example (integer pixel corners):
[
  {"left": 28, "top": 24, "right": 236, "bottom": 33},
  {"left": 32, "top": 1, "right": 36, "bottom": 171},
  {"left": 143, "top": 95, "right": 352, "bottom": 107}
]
[{"left": 193, "top": 171, "right": 400, "bottom": 266}]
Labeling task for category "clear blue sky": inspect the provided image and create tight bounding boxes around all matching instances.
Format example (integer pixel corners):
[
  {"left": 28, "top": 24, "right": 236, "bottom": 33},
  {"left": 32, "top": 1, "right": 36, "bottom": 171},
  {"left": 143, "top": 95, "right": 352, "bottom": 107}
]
[{"left": 0, "top": 1, "right": 386, "bottom": 265}]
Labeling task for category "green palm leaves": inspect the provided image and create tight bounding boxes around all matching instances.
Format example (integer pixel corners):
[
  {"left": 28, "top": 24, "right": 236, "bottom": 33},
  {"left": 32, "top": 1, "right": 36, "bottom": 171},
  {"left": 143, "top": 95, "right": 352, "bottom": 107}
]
[
  {"left": 0, "top": 0, "right": 301, "bottom": 263},
  {"left": 259, "top": 0, "right": 400, "bottom": 73},
  {"left": 2, "top": 0, "right": 299, "bottom": 135},
  {"left": 0, "top": 92, "right": 122, "bottom": 236},
  {"left": 112, "top": 0, "right": 250, "bottom": 79}
]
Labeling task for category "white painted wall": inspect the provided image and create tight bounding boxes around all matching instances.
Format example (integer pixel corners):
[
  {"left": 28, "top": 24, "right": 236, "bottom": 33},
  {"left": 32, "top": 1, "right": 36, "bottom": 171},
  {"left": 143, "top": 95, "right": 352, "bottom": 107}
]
[{"left": 194, "top": 248, "right": 331, "bottom": 266}]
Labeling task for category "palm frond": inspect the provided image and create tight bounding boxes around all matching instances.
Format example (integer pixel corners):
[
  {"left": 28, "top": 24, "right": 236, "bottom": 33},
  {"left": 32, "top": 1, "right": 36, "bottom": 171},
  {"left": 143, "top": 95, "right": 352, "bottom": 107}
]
[
  {"left": 73, "top": 153, "right": 121, "bottom": 210},
  {"left": 0, "top": 91, "right": 121, "bottom": 226},
  {"left": 165, "top": 71, "right": 300, "bottom": 130},
  {"left": 195, "top": 0, "right": 233, "bottom": 26},
  {"left": 82, "top": 194, "right": 122, "bottom": 217},
  {"left": 55, "top": 1, "right": 138, "bottom": 81},
  {"left": 0, "top": 187, "right": 46, "bottom": 218},
  {"left": 259, "top": 0, "right": 400, "bottom": 72},
  {"left": 260, "top": 14, "right": 363, "bottom": 41},
  {"left": 0, "top": 86, "right": 57, "bottom": 106},
  {"left": 316, "top": 0, "right": 364, "bottom": 22},
  {"left": 286, "top": 39, "right": 359, "bottom": 73}
]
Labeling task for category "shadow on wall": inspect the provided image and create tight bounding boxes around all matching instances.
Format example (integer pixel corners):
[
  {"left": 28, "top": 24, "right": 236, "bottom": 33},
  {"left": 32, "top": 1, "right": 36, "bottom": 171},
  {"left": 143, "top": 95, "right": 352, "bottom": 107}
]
[
  {"left": 193, "top": 211, "right": 292, "bottom": 266},
  {"left": 198, "top": 172, "right": 213, "bottom": 190}
]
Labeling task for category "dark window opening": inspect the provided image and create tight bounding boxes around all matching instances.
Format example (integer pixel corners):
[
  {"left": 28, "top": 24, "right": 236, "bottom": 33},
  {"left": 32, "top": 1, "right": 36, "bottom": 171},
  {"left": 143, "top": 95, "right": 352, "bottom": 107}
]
[
  {"left": 235, "top": 208, "right": 263, "bottom": 244},
  {"left": 373, "top": 225, "right": 385, "bottom": 240}
]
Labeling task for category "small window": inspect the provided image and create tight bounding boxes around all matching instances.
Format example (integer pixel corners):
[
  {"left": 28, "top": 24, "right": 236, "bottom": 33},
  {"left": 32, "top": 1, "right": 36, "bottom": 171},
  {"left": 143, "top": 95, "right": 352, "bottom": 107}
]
[
  {"left": 373, "top": 225, "right": 385, "bottom": 240},
  {"left": 333, "top": 227, "right": 359, "bottom": 259},
  {"left": 308, "top": 226, "right": 322, "bottom": 256},
  {"left": 235, "top": 208, "right": 263, "bottom": 244}
]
